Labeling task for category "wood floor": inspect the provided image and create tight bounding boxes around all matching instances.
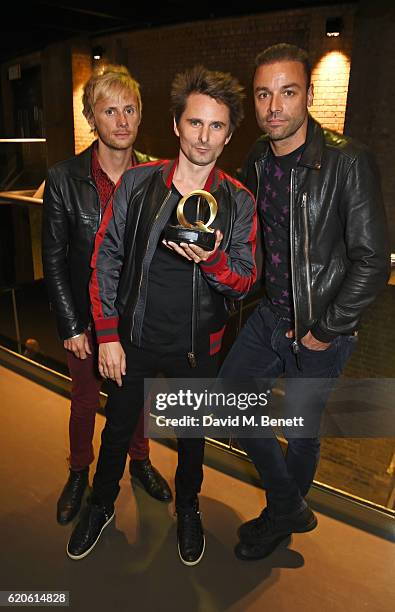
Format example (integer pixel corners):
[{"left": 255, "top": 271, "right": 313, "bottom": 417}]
[{"left": 0, "top": 366, "right": 393, "bottom": 612}]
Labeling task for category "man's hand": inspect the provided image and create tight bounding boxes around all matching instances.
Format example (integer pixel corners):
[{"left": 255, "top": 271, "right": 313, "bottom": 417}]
[
  {"left": 163, "top": 229, "right": 223, "bottom": 263},
  {"left": 285, "top": 329, "right": 332, "bottom": 351},
  {"left": 64, "top": 332, "right": 92, "bottom": 359},
  {"left": 98, "top": 341, "right": 126, "bottom": 387}
]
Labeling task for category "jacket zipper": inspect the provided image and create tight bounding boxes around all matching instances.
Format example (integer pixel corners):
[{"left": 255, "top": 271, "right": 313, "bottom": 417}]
[
  {"left": 131, "top": 190, "right": 172, "bottom": 343},
  {"left": 289, "top": 169, "right": 300, "bottom": 363},
  {"left": 188, "top": 263, "right": 198, "bottom": 368},
  {"left": 254, "top": 160, "right": 261, "bottom": 202},
  {"left": 301, "top": 192, "right": 313, "bottom": 320}
]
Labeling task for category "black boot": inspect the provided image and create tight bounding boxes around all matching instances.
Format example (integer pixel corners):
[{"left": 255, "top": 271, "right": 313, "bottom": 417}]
[
  {"left": 235, "top": 505, "right": 317, "bottom": 561},
  {"left": 129, "top": 458, "right": 172, "bottom": 502},
  {"left": 234, "top": 534, "right": 292, "bottom": 561},
  {"left": 238, "top": 506, "right": 317, "bottom": 544},
  {"left": 57, "top": 467, "right": 89, "bottom": 525}
]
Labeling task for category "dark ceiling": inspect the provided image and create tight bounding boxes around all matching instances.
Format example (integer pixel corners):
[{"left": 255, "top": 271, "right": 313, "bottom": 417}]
[{"left": 1, "top": 0, "right": 355, "bottom": 63}]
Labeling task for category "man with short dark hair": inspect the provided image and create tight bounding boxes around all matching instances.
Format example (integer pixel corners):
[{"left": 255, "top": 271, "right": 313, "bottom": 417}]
[
  {"left": 220, "top": 43, "right": 390, "bottom": 560},
  {"left": 42, "top": 65, "right": 172, "bottom": 527},
  {"left": 66, "top": 65, "right": 257, "bottom": 566}
]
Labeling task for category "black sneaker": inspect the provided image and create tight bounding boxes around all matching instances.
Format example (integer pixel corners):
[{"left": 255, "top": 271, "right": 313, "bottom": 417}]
[
  {"left": 177, "top": 509, "right": 205, "bottom": 566},
  {"left": 235, "top": 534, "right": 292, "bottom": 561},
  {"left": 57, "top": 468, "right": 89, "bottom": 525},
  {"left": 238, "top": 506, "right": 317, "bottom": 544},
  {"left": 130, "top": 458, "right": 172, "bottom": 502},
  {"left": 66, "top": 502, "right": 114, "bottom": 560}
]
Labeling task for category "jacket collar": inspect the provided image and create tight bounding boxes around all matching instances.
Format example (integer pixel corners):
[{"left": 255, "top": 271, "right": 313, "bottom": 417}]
[
  {"left": 299, "top": 116, "right": 324, "bottom": 169},
  {"left": 68, "top": 143, "right": 95, "bottom": 181},
  {"left": 68, "top": 141, "right": 142, "bottom": 181},
  {"left": 162, "top": 157, "right": 220, "bottom": 191},
  {"left": 256, "top": 114, "right": 324, "bottom": 170}
]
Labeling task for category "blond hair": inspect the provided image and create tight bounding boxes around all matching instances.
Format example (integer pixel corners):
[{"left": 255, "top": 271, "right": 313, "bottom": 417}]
[{"left": 82, "top": 64, "right": 142, "bottom": 124}]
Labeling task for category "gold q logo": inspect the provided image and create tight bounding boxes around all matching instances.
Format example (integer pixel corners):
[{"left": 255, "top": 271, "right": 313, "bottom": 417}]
[{"left": 176, "top": 189, "right": 218, "bottom": 233}]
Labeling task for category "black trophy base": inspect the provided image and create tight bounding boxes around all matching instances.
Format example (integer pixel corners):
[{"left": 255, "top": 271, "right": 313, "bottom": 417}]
[{"left": 164, "top": 225, "right": 216, "bottom": 251}]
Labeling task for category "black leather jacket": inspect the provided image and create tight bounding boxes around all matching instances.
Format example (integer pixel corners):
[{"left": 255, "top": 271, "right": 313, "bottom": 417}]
[
  {"left": 240, "top": 116, "right": 390, "bottom": 349},
  {"left": 42, "top": 144, "right": 153, "bottom": 340},
  {"left": 90, "top": 160, "right": 257, "bottom": 359}
]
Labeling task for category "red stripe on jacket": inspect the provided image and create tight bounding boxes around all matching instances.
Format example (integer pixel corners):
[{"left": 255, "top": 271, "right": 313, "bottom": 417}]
[
  {"left": 95, "top": 315, "right": 120, "bottom": 344},
  {"left": 200, "top": 213, "right": 257, "bottom": 295},
  {"left": 89, "top": 198, "right": 116, "bottom": 323},
  {"left": 209, "top": 325, "right": 226, "bottom": 355},
  {"left": 89, "top": 170, "right": 124, "bottom": 324}
]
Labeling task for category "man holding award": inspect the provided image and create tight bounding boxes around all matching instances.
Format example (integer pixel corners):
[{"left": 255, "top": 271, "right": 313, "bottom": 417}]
[{"left": 67, "top": 65, "right": 257, "bottom": 565}]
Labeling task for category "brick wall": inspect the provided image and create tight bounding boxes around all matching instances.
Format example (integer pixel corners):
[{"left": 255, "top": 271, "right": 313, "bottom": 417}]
[
  {"left": 317, "top": 285, "right": 395, "bottom": 508},
  {"left": 327, "top": 2, "right": 395, "bottom": 509},
  {"left": 124, "top": 11, "right": 309, "bottom": 166},
  {"left": 344, "top": 285, "right": 395, "bottom": 378},
  {"left": 317, "top": 438, "right": 395, "bottom": 508},
  {"left": 71, "top": 42, "right": 95, "bottom": 154},
  {"left": 91, "top": 5, "right": 355, "bottom": 171},
  {"left": 345, "top": 0, "right": 395, "bottom": 250},
  {"left": 309, "top": 51, "right": 351, "bottom": 133},
  {"left": 308, "top": 5, "right": 354, "bottom": 133}
]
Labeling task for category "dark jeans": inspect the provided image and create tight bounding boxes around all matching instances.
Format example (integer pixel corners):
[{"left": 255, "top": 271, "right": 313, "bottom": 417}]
[
  {"left": 66, "top": 329, "right": 149, "bottom": 470},
  {"left": 219, "top": 300, "right": 357, "bottom": 516},
  {"left": 92, "top": 344, "right": 218, "bottom": 512}
]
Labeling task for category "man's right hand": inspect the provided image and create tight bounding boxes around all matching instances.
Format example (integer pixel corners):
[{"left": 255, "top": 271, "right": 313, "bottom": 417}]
[
  {"left": 64, "top": 332, "right": 92, "bottom": 360},
  {"left": 98, "top": 341, "right": 126, "bottom": 387}
]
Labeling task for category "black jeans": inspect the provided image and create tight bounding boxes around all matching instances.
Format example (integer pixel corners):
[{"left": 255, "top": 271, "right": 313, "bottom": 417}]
[
  {"left": 219, "top": 300, "right": 357, "bottom": 516},
  {"left": 92, "top": 344, "right": 218, "bottom": 512}
]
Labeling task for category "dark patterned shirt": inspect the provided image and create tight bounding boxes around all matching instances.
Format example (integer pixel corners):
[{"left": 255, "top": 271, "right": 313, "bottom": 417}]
[
  {"left": 259, "top": 143, "right": 304, "bottom": 317},
  {"left": 91, "top": 142, "right": 136, "bottom": 211}
]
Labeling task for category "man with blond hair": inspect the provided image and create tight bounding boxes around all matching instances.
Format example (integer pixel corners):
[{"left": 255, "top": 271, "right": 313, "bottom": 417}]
[{"left": 42, "top": 65, "right": 171, "bottom": 527}]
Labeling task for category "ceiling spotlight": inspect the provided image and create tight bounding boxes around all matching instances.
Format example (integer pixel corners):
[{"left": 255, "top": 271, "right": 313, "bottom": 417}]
[
  {"left": 92, "top": 46, "right": 105, "bottom": 60},
  {"left": 326, "top": 17, "right": 343, "bottom": 37}
]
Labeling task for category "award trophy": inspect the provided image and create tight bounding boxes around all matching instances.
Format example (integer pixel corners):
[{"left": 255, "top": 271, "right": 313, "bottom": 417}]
[{"left": 164, "top": 189, "right": 218, "bottom": 251}]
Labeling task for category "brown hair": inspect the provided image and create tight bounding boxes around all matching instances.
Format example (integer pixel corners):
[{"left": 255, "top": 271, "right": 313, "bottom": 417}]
[
  {"left": 255, "top": 44, "right": 311, "bottom": 89},
  {"left": 170, "top": 65, "right": 245, "bottom": 133},
  {"left": 82, "top": 64, "right": 142, "bottom": 124}
]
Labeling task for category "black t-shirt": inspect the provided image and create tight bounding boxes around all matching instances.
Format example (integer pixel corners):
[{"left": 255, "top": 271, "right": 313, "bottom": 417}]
[
  {"left": 258, "top": 143, "right": 305, "bottom": 318},
  {"left": 141, "top": 184, "right": 195, "bottom": 353}
]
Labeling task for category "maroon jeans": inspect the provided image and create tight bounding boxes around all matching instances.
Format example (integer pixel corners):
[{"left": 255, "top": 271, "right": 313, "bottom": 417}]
[{"left": 66, "top": 330, "right": 149, "bottom": 470}]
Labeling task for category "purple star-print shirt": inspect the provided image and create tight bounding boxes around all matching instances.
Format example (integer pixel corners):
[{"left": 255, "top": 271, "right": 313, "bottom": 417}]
[{"left": 259, "top": 143, "right": 305, "bottom": 317}]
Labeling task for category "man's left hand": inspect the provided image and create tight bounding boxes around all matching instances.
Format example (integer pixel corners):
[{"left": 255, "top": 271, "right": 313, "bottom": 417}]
[
  {"left": 163, "top": 229, "right": 223, "bottom": 263},
  {"left": 286, "top": 329, "right": 332, "bottom": 351}
]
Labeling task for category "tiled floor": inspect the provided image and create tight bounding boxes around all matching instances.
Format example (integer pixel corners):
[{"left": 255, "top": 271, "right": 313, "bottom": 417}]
[{"left": 0, "top": 365, "right": 393, "bottom": 612}]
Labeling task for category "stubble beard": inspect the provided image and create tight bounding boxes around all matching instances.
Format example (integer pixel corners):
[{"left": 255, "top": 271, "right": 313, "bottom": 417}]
[
  {"left": 183, "top": 145, "right": 218, "bottom": 168},
  {"left": 260, "top": 113, "right": 307, "bottom": 143}
]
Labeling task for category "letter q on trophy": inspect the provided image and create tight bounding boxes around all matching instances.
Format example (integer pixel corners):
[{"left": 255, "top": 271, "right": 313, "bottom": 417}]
[{"left": 164, "top": 189, "right": 218, "bottom": 251}]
